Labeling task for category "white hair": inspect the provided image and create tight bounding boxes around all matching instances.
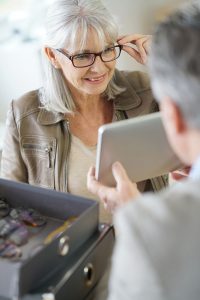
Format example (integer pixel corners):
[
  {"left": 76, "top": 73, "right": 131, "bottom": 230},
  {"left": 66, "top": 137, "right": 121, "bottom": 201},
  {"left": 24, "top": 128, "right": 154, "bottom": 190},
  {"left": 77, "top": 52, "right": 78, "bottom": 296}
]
[{"left": 41, "top": 0, "right": 124, "bottom": 114}]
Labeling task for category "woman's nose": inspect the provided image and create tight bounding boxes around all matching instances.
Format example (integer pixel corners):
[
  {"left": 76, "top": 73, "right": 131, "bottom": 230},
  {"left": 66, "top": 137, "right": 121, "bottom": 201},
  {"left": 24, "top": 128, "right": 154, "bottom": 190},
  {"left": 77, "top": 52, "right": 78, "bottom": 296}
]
[{"left": 90, "top": 55, "right": 106, "bottom": 71}]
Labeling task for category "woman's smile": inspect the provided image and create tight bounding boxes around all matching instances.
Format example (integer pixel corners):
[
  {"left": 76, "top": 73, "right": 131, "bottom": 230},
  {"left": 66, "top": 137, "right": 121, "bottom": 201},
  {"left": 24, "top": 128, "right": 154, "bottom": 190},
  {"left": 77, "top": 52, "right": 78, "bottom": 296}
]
[{"left": 84, "top": 73, "right": 107, "bottom": 84}]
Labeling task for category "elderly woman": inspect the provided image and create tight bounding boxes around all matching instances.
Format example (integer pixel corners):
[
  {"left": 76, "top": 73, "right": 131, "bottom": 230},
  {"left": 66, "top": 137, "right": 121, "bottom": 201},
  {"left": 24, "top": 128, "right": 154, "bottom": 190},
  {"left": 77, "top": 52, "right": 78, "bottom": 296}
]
[{"left": 1, "top": 0, "right": 166, "bottom": 223}]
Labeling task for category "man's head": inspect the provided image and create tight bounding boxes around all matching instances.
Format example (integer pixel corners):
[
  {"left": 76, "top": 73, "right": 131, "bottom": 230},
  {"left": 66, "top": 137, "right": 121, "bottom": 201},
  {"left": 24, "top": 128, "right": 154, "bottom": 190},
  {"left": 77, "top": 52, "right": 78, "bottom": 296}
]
[{"left": 149, "top": 1, "right": 200, "bottom": 164}]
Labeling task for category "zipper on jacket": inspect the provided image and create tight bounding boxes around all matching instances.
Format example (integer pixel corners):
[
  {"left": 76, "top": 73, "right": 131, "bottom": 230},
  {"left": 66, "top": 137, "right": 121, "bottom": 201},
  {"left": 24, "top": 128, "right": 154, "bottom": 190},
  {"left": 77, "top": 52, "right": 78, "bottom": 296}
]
[
  {"left": 63, "top": 120, "right": 71, "bottom": 192},
  {"left": 23, "top": 143, "right": 53, "bottom": 169},
  {"left": 45, "top": 146, "right": 53, "bottom": 168}
]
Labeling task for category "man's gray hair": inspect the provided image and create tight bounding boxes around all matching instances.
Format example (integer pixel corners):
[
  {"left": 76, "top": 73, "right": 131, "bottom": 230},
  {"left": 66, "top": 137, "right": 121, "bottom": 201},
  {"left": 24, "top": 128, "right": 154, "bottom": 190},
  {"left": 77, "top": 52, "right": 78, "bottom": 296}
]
[
  {"left": 41, "top": 0, "right": 124, "bottom": 114},
  {"left": 149, "top": 1, "right": 200, "bottom": 129}
]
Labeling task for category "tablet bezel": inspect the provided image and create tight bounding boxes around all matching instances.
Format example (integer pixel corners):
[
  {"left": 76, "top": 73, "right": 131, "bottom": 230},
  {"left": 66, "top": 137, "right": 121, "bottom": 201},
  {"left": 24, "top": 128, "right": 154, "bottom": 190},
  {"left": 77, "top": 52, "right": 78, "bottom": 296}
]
[{"left": 95, "top": 112, "right": 183, "bottom": 186}]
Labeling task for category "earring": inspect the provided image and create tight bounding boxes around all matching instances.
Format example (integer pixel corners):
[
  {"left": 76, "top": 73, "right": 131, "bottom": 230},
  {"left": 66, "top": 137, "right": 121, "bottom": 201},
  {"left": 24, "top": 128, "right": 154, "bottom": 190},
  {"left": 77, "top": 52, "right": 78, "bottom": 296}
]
[{"left": 52, "top": 60, "right": 59, "bottom": 69}]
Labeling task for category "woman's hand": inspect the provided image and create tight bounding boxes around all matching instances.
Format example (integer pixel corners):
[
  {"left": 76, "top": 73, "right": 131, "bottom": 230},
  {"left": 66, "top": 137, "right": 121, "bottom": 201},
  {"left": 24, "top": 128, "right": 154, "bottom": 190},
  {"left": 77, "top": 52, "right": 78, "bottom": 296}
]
[
  {"left": 87, "top": 161, "right": 141, "bottom": 214},
  {"left": 117, "top": 34, "right": 152, "bottom": 65},
  {"left": 170, "top": 166, "right": 191, "bottom": 181}
]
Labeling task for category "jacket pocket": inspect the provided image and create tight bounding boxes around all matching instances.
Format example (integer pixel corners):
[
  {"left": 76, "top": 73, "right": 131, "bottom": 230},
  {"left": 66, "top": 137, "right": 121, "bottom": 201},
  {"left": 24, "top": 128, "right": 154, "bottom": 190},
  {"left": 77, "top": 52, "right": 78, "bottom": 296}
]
[{"left": 21, "top": 136, "right": 56, "bottom": 189}]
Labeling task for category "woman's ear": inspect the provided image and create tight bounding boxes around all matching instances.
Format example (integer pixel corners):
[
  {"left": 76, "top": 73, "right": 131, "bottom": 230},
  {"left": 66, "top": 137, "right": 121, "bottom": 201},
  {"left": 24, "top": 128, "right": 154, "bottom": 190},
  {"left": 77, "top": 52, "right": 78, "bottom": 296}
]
[{"left": 44, "top": 47, "right": 60, "bottom": 69}]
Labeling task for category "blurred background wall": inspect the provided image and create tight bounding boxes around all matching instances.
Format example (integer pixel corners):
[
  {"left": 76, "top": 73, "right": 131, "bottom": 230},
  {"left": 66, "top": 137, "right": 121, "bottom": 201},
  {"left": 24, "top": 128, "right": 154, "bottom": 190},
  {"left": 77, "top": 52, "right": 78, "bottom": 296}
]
[
  {"left": 0, "top": 0, "right": 188, "bottom": 146},
  {"left": 104, "top": 0, "right": 186, "bottom": 71}
]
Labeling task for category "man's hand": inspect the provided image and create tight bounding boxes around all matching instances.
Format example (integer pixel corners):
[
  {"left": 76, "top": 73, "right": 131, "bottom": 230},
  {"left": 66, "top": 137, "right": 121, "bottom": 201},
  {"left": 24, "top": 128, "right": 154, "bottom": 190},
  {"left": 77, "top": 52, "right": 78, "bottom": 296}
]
[
  {"left": 117, "top": 34, "right": 152, "bottom": 65},
  {"left": 87, "top": 161, "right": 141, "bottom": 214}
]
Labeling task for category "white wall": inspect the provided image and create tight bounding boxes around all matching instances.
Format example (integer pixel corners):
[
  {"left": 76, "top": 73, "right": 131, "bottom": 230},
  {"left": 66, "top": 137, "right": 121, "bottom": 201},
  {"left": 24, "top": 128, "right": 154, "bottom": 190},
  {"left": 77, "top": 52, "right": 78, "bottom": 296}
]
[
  {"left": 103, "top": 0, "right": 186, "bottom": 72},
  {"left": 0, "top": 41, "right": 42, "bottom": 121},
  {"left": 0, "top": 0, "right": 187, "bottom": 126}
]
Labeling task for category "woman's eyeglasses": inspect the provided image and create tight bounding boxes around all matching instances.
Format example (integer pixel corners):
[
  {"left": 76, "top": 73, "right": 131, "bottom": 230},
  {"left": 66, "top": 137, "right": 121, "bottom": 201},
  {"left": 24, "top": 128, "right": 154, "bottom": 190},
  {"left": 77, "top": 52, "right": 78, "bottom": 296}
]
[
  {"left": 0, "top": 197, "right": 77, "bottom": 259},
  {"left": 0, "top": 198, "right": 47, "bottom": 258},
  {"left": 10, "top": 208, "right": 47, "bottom": 227},
  {"left": 56, "top": 45, "right": 122, "bottom": 68}
]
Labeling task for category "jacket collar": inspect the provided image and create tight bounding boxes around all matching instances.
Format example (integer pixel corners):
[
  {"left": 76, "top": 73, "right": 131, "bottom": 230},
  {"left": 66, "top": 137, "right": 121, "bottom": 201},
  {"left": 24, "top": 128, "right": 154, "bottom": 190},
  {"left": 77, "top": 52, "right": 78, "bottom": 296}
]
[{"left": 37, "top": 108, "right": 65, "bottom": 125}]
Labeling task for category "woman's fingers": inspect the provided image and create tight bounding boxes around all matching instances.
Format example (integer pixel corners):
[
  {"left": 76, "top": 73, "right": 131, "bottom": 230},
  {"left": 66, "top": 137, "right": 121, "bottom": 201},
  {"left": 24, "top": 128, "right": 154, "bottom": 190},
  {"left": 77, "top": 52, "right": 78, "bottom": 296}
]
[
  {"left": 135, "top": 39, "right": 147, "bottom": 64},
  {"left": 170, "top": 166, "right": 191, "bottom": 181},
  {"left": 121, "top": 45, "right": 143, "bottom": 64},
  {"left": 171, "top": 172, "right": 187, "bottom": 181},
  {"left": 117, "top": 34, "right": 146, "bottom": 45},
  {"left": 118, "top": 34, "right": 152, "bottom": 65}
]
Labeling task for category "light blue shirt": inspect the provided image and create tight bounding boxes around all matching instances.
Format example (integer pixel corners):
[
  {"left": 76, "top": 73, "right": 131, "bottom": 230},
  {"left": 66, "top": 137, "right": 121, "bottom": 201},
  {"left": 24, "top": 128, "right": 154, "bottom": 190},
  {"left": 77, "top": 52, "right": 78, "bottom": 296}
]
[{"left": 189, "top": 155, "right": 200, "bottom": 180}]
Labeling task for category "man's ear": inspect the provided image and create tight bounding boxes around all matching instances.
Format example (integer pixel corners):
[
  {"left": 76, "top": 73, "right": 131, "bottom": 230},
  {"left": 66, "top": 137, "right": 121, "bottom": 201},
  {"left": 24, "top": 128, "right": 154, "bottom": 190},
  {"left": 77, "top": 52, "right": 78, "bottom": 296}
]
[
  {"left": 160, "top": 97, "right": 186, "bottom": 135},
  {"left": 44, "top": 47, "right": 60, "bottom": 69}
]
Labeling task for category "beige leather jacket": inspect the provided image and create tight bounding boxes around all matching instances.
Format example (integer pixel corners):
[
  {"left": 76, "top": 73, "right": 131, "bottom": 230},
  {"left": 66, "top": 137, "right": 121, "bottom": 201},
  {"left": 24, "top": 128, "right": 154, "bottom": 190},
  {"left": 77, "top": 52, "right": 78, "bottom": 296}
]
[{"left": 1, "top": 69, "right": 167, "bottom": 192}]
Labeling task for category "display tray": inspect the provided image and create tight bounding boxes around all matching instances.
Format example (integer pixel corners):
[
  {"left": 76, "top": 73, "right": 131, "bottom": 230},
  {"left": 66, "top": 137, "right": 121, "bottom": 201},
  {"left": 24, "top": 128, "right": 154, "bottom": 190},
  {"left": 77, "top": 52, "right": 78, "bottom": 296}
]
[{"left": 0, "top": 178, "right": 99, "bottom": 300}]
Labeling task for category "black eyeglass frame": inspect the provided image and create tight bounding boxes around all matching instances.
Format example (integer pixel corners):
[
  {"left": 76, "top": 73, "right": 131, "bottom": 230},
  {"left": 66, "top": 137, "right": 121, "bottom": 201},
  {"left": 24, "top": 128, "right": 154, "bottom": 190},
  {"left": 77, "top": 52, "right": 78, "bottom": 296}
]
[{"left": 56, "top": 45, "right": 122, "bottom": 68}]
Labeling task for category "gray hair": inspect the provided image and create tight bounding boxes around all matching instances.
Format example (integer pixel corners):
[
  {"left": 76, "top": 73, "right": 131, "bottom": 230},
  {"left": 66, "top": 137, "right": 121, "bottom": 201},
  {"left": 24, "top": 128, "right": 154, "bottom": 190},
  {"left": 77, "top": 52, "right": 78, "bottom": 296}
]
[
  {"left": 149, "top": 1, "right": 200, "bottom": 129},
  {"left": 41, "top": 0, "right": 124, "bottom": 114}
]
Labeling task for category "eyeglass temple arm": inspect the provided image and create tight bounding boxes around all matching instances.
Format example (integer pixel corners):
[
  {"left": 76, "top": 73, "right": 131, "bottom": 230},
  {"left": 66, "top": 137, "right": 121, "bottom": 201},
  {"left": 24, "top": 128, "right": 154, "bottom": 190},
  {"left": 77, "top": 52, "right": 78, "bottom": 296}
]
[{"left": 56, "top": 48, "right": 71, "bottom": 59}]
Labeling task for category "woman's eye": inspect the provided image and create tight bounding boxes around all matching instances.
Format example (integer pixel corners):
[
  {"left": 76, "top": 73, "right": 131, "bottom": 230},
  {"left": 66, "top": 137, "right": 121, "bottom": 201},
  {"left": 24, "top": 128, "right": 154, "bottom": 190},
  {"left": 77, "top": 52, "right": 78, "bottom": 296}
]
[
  {"left": 103, "top": 47, "right": 114, "bottom": 54},
  {"left": 74, "top": 54, "right": 91, "bottom": 60}
]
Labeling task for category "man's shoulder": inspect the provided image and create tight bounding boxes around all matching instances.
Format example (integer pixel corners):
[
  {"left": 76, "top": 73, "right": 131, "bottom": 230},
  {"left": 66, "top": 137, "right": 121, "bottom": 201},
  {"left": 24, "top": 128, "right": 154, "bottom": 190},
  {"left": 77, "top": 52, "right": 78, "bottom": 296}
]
[
  {"left": 112, "top": 180, "right": 200, "bottom": 299},
  {"left": 115, "top": 179, "right": 200, "bottom": 235}
]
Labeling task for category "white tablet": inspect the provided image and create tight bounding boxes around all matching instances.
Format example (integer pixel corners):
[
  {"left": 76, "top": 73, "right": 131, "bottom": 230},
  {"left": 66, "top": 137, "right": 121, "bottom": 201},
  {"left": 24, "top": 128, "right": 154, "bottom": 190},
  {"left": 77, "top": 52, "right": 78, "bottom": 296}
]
[{"left": 95, "top": 112, "right": 183, "bottom": 186}]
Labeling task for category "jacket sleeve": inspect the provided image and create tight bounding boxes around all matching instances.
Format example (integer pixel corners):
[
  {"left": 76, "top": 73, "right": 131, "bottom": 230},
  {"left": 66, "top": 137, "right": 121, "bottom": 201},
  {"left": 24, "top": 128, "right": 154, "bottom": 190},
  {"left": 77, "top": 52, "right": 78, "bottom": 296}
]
[
  {"left": 1, "top": 101, "right": 28, "bottom": 182},
  {"left": 108, "top": 201, "right": 164, "bottom": 300}
]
